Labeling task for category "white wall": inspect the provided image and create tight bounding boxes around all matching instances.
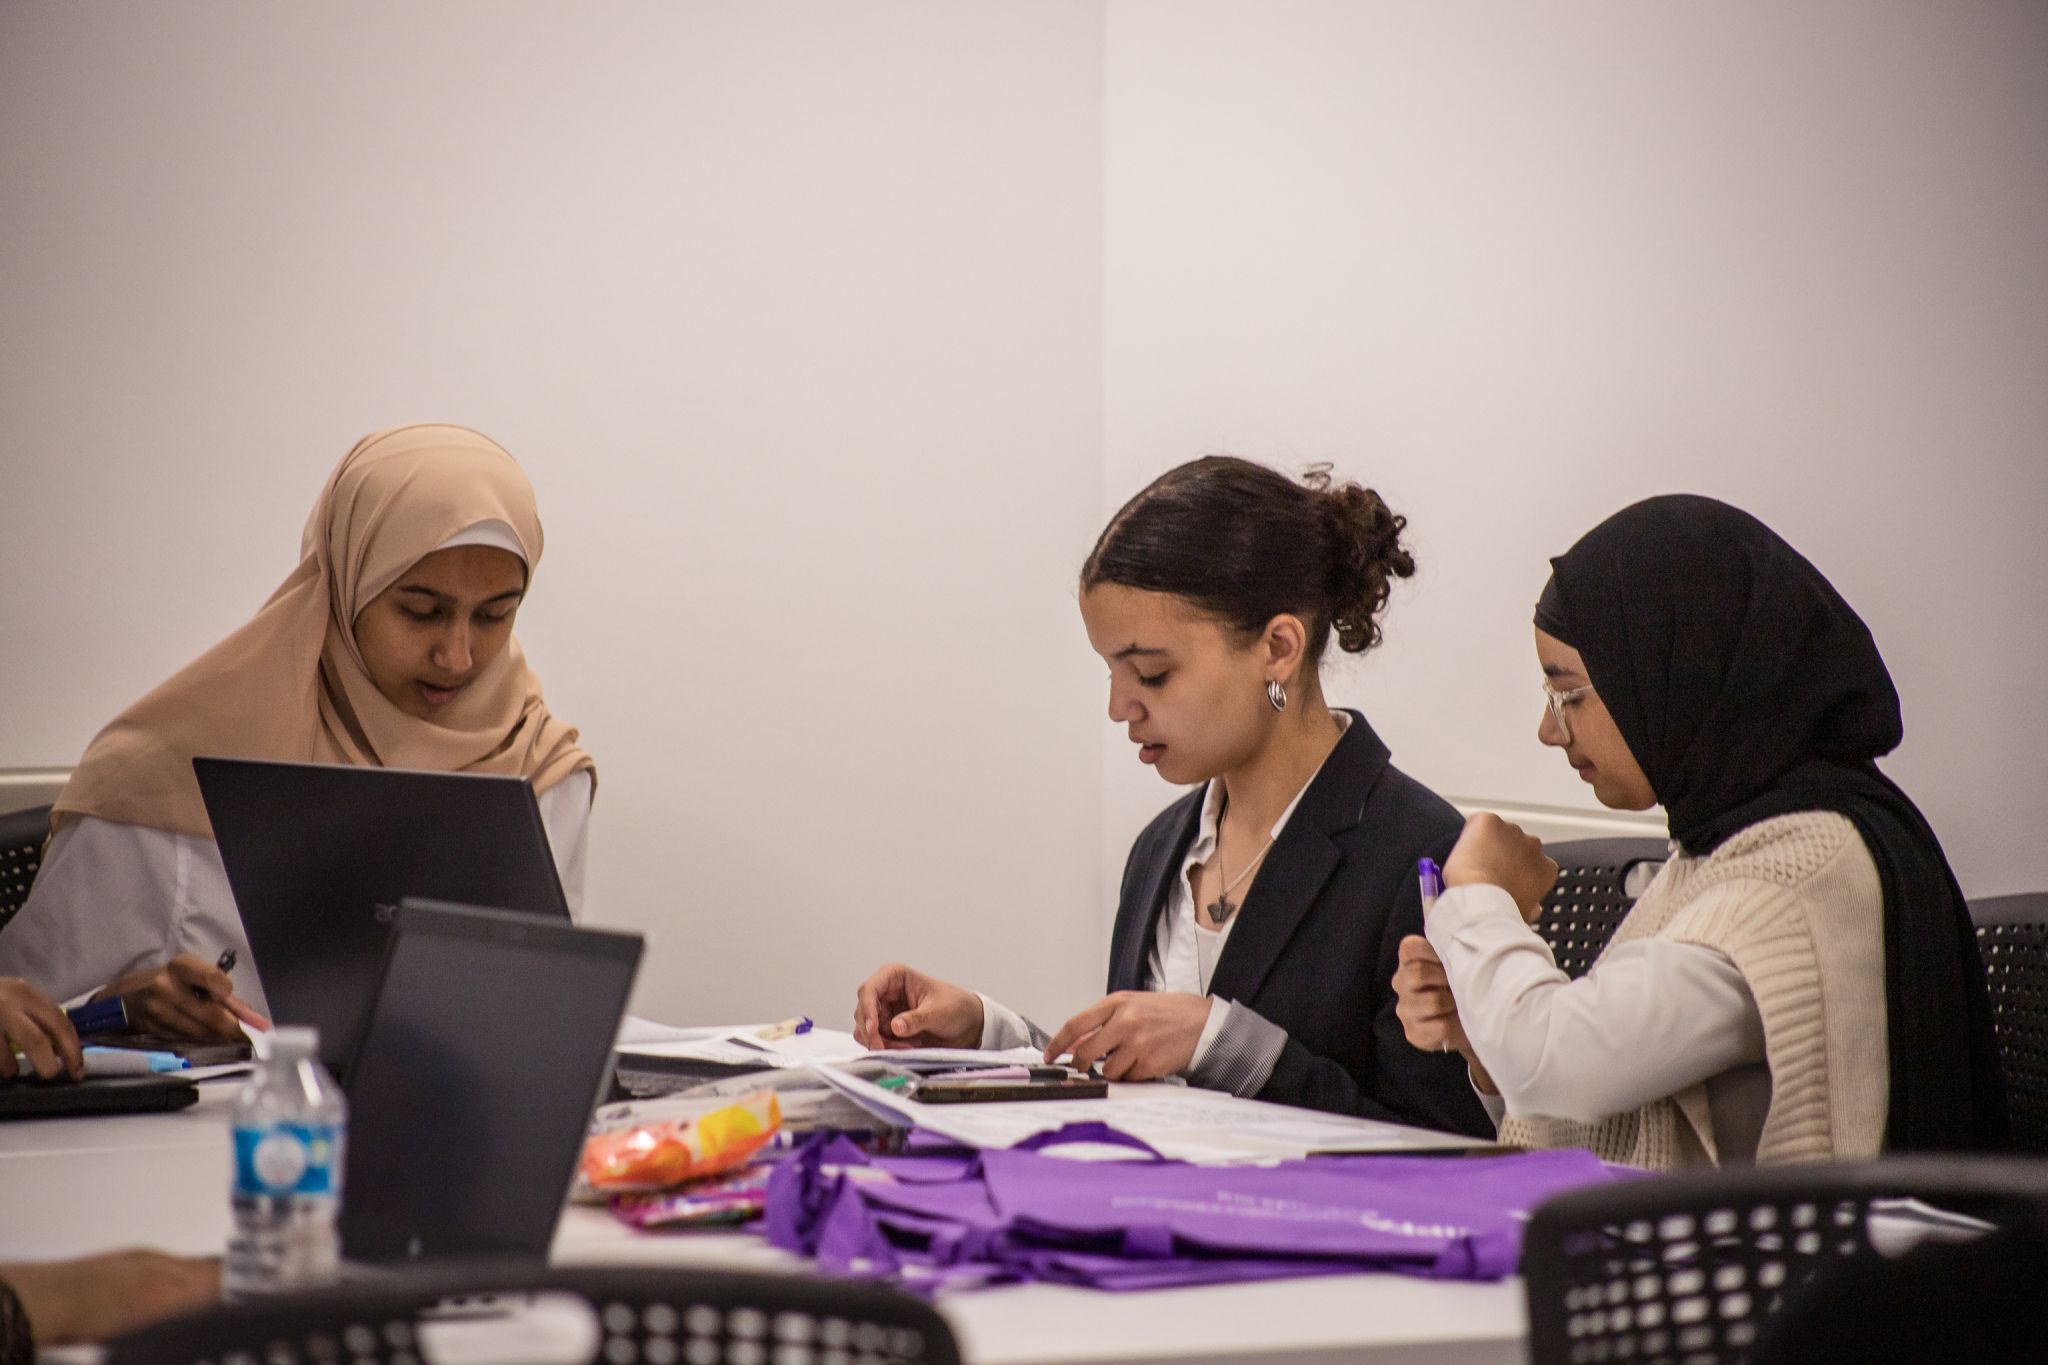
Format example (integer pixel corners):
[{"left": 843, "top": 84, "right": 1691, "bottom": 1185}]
[
  {"left": 1103, "top": 0, "right": 2048, "bottom": 903},
  {"left": 0, "top": 2, "right": 1110, "bottom": 1026}
]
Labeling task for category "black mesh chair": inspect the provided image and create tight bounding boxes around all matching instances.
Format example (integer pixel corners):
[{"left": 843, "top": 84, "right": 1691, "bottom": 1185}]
[
  {"left": 107, "top": 1265, "right": 961, "bottom": 1365},
  {"left": 0, "top": 804, "right": 51, "bottom": 934},
  {"left": 1971, "top": 891, "right": 2048, "bottom": 1155},
  {"left": 1522, "top": 1156, "right": 2048, "bottom": 1365},
  {"left": 1535, "top": 836, "right": 1669, "bottom": 978}
]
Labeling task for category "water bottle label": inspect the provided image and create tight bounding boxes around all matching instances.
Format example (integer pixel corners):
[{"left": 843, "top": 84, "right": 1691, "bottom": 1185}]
[{"left": 233, "top": 1123, "right": 340, "bottom": 1196}]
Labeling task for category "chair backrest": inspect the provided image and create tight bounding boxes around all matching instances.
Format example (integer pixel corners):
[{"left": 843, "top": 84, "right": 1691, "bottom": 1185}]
[
  {"left": 0, "top": 804, "right": 52, "bottom": 932},
  {"left": 1521, "top": 1156, "right": 2048, "bottom": 1365},
  {"left": 107, "top": 1264, "right": 962, "bottom": 1365},
  {"left": 1971, "top": 891, "right": 2048, "bottom": 1155},
  {"left": 1536, "top": 836, "right": 1669, "bottom": 978}
]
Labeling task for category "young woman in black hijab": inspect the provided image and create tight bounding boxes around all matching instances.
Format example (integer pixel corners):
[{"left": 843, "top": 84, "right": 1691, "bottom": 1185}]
[{"left": 1393, "top": 494, "right": 2005, "bottom": 1167}]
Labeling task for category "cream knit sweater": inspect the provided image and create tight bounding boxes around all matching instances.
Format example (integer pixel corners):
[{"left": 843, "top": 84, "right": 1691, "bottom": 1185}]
[{"left": 1498, "top": 811, "right": 1889, "bottom": 1170}]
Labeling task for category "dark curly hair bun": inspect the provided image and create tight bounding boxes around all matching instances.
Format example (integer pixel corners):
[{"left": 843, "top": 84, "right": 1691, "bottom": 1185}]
[
  {"left": 1082, "top": 455, "right": 1415, "bottom": 662},
  {"left": 1307, "top": 466, "right": 1415, "bottom": 654}
]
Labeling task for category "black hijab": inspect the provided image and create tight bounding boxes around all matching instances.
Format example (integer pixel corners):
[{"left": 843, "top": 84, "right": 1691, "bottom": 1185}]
[{"left": 1540, "top": 494, "right": 2006, "bottom": 1153}]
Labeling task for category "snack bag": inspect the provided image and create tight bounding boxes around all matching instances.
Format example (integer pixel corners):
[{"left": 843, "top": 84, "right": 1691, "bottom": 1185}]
[
  {"left": 610, "top": 1166, "right": 775, "bottom": 1229},
  {"left": 579, "top": 1091, "right": 782, "bottom": 1193}
]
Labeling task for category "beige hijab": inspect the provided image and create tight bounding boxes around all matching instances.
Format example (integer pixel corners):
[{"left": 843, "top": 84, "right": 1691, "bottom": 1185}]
[{"left": 54, "top": 425, "right": 593, "bottom": 838}]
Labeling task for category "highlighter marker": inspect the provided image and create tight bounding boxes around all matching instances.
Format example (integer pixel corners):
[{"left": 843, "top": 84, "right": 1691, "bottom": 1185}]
[
  {"left": 81, "top": 1046, "right": 188, "bottom": 1074},
  {"left": 1417, "top": 857, "right": 1444, "bottom": 913}
]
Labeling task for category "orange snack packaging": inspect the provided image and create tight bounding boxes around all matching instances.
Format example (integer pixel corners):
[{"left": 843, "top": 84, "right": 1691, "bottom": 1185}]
[{"left": 579, "top": 1091, "right": 783, "bottom": 1194}]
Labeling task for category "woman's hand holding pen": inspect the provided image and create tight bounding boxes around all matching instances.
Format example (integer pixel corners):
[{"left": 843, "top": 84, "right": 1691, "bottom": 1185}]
[
  {"left": 854, "top": 962, "right": 984, "bottom": 1050},
  {"left": 97, "top": 953, "right": 270, "bottom": 1041},
  {"left": 1444, "top": 812, "right": 1559, "bottom": 923},
  {"left": 1407, "top": 814, "right": 1551, "bottom": 1095},
  {"left": 1393, "top": 936, "right": 1498, "bottom": 1095},
  {"left": 0, "top": 977, "right": 84, "bottom": 1081},
  {"left": 1043, "top": 991, "right": 1210, "bottom": 1082}
]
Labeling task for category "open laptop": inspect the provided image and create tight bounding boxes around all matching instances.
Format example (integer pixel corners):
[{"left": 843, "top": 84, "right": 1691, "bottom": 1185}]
[
  {"left": 194, "top": 756, "right": 572, "bottom": 1071},
  {"left": 340, "top": 898, "right": 642, "bottom": 1265}
]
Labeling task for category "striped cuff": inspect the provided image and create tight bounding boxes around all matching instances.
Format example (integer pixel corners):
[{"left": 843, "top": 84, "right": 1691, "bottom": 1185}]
[
  {"left": 1185, "top": 997, "right": 1287, "bottom": 1097},
  {"left": 976, "top": 993, "right": 1051, "bottom": 1052}
]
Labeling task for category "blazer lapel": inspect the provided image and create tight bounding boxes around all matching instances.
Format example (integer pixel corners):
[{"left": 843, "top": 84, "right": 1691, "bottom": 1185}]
[
  {"left": 1110, "top": 797, "right": 1202, "bottom": 993},
  {"left": 1205, "top": 713, "right": 1391, "bottom": 1005}
]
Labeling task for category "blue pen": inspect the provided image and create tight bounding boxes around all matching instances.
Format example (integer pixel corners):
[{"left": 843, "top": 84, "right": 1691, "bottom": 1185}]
[
  {"left": 65, "top": 997, "right": 131, "bottom": 1038},
  {"left": 1417, "top": 857, "right": 1445, "bottom": 913}
]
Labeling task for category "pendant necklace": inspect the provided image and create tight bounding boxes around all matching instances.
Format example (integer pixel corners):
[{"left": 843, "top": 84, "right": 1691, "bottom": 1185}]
[{"left": 1205, "top": 822, "right": 1275, "bottom": 926}]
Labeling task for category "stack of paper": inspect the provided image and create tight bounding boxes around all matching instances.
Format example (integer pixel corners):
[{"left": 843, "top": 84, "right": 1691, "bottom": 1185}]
[
  {"left": 807, "top": 1066, "right": 1486, "bottom": 1164},
  {"left": 616, "top": 1025, "right": 1040, "bottom": 1074},
  {"left": 612, "top": 1019, "right": 1486, "bottom": 1163}
]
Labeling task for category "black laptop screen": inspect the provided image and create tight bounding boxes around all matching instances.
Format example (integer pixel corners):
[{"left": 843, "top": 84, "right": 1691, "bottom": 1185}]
[
  {"left": 194, "top": 756, "right": 575, "bottom": 1072},
  {"left": 194, "top": 753, "right": 573, "bottom": 1072},
  {"left": 339, "top": 901, "right": 641, "bottom": 1263}
]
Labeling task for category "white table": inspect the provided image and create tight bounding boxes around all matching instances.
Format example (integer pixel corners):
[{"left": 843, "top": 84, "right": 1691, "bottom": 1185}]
[{"left": 0, "top": 1082, "right": 1527, "bottom": 1365}]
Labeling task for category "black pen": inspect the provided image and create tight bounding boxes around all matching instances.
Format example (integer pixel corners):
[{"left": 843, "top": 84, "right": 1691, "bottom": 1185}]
[{"left": 205, "top": 947, "right": 271, "bottom": 1029}]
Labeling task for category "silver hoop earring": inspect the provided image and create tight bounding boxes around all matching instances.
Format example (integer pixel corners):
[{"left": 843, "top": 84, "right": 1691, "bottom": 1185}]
[{"left": 1266, "top": 679, "right": 1287, "bottom": 712}]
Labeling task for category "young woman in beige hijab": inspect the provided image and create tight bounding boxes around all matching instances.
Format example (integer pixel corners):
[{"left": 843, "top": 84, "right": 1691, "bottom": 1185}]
[{"left": 0, "top": 425, "right": 594, "bottom": 1040}]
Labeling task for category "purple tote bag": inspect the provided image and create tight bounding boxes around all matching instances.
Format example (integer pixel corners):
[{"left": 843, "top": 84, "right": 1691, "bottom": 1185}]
[{"left": 765, "top": 1123, "right": 1620, "bottom": 1293}]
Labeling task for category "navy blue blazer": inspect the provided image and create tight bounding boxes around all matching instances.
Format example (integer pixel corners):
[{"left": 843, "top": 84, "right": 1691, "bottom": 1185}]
[{"left": 1107, "top": 711, "right": 1492, "bottom": 1134}]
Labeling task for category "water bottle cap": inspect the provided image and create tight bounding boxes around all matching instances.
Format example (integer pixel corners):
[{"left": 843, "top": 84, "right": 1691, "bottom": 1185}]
[{"left": 267, "top": 1025, "right": 320, "bottom": 1055}]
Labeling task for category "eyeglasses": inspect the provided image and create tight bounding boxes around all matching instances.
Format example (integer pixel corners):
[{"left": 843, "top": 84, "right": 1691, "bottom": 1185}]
[{"left": 1542, "top": 680, "right": 1595, "bottom": 744}]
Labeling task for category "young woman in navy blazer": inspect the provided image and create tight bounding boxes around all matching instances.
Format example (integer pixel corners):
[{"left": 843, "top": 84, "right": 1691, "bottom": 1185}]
[{"left": 854, "top": 456, "right": 1488, "bottom": 1133}]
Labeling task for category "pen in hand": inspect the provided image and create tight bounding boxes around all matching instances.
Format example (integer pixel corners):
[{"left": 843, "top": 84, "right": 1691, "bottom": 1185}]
[
  {"left": 206, "top": 950, "right": 270, "bottom": 1032},
  {"left": 174, "top": 957, "right": 270, "bottom": 1031},
  {"left": 1417, "top": 857, "right": 1444, "bottom": 913},
  {"left": 96, "top": 953, "right": 268, "bottom": 1040}
]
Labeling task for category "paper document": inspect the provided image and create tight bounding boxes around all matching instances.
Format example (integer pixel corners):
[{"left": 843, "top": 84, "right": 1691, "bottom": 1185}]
[
  {"left": 733, "top": 1027, "right": 866, "bottom": 1065},
  {"left": 615, "top": 1015, "right": 742, "bottom": 1047},
  {"left": 805, "top": 1065, "right": 933, "bottom": 1131},
  {"left": 618, "top": 1026, "right": 866, "bottom": 1069},
  {"left": 618, "top": 1033, "right": 803, "bottom": 1069},
  {"left": 617, "top": 1023, "right": 1044, "bottom": 1074},
  {"left": 731, "top": 1030, "right": 1046, "bottom": 1069},
  {"left": 805, "top": 1067, "right": 1480, "bottom": 1163},
  {"left": 1866, "top": 1198, "right": 1997, "bottom": 1257},
  {"left": 860, "top": 1045, "right": 1045, "bottom": 1070}
]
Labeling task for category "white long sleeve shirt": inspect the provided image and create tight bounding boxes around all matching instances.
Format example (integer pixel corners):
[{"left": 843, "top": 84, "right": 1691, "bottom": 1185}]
[
  {"left": 0, "top": 770, "right": 593, "bottom": 1015},
  {"left": 1424, "top": 880, "right": 1772, "bottom": 1160}
]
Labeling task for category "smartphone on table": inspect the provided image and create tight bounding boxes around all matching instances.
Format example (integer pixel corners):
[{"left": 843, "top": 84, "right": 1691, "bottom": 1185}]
[{"left": 912, "top": 1075, "right": 1109, "bottom": 1104}]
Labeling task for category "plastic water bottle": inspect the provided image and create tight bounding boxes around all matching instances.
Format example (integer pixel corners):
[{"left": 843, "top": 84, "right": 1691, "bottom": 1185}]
[{"left": 224, "top": 1025, "right": 347, "bottom": 1298}]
